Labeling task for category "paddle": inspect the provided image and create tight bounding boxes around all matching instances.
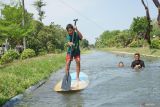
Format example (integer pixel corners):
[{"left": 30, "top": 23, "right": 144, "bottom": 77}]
[
  {"left": 61, "top": 67, "right": 71, "bottom": 91},
  {"left": 61, "top": 19, "right": 78, "bottom": 91}
]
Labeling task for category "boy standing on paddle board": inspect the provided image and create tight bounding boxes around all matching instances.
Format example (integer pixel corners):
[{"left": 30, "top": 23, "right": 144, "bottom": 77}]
[{"left": 65, "top": 24, "right": 83, "bottom": 81}]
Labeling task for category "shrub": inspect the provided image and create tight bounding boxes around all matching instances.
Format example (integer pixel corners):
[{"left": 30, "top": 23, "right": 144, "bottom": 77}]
[
  {"left": 129, "top": 41, "right": 139, "bottom": 47},
  {"left": 21, "top": 49, "right": 36, "bottom": 59},
  {"left": 129, "top": 40, "right": 147, "bottom": 47},
  {"left": 38, "top": 51, "right": 47, "bottom": 56},
  {"left": 151, "top": 39, "right": 160, "bottom": 49},
  {"left": 54, "top": 49, "right": 62, "bottom": 54},
  {"left": 1, "top": 50, "right": 19, "bottom": 64}
]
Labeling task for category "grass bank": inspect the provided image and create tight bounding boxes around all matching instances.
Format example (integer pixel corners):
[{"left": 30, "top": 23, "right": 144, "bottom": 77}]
[
  {"left": 81, "top": 49, "right": 93, "bottom": 54},
  {"left": 100, "top": 47, "right": 160, "bottom": 57},
  {"left": 0, "top": 53, "right": 65, "bottom": 106}
]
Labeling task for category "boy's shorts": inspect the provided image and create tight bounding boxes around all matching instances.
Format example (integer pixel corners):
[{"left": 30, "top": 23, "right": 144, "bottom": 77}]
[{"left": 66, "top": 53, "right": 80, "bottom": 62}]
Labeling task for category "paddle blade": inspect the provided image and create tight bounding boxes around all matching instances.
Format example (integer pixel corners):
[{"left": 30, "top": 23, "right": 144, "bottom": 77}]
[{"left": 61, "top": 73, "right": 71, "bottom": 91}]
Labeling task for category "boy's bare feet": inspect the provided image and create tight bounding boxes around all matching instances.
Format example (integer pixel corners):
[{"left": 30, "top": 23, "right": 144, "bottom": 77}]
[{"left": 76, "top": 78, "right": 80, "bottom": 81}]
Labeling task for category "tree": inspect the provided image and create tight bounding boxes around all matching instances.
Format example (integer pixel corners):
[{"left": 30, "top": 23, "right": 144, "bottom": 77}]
[
  {"left": 26, "top": 20, "right": 44, "bottom": 54},
  {"left": 0, "top": 4, "right": 33, "bottom": 47},
  {"left": 130, "top": 16, "right": 151, "bottom": 44},
  {"left": 115, "top": 30, "right": 132, "bottom": 47},
  {"left": 37, "top": 26, "right": 55, "bottom": 52},
  {"left": 141, "top": 0, "right": 152, "bottom": 45},
  {"left": 33, "top": 0, "right": 46, "bottom": 22},
  {"left": 95, "top": 30, "right": 121, "bottom": 48},
  {"left": 49, "top": 22, "right": 67, "bottom": 51},
  {"left": 0, "top": 1, "right": 68, "bottom": 55},
  {"left": 152, "top": 0, "right": 160, "bottom": 25},
  {"left": 27, "top": 21, "right": 66, "bottom": 54},
  {"left": 151, "top": 20, "right": 160, "bottom": 38},
  {"left": 80, "top": 39, "right": 89, "bottom": 48}
]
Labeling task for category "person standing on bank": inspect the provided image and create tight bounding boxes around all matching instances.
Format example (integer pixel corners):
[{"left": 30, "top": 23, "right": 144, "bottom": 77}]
[
  {"left": 65, "top": 23, "right": 83, "bottom": 81},
  {"left": 131, "top": 53, "right": 145, "bottom": 69}
]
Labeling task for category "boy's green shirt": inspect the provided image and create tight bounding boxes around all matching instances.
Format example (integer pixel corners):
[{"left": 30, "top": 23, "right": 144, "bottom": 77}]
[{"left": 66, "top": 32, "right": 81, "bottom": 55}]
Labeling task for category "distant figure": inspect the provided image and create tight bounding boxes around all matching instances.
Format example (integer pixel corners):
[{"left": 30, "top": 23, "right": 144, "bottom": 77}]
[
  {"left": 15, "top": 44, "right": 24, "bottom": 54},
  {"left": 118, "top": 61, "right": 124, "bottom": 68},
  {"left": 131, "top": 53, "right": 145, "bottom": 69},
  {"left": 3, "top": 43, "right": 10, "bottom": 52}
]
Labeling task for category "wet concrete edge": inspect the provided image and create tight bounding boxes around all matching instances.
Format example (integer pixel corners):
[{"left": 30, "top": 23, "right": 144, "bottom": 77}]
[{"left": 2, "top": 79, "right": 47, "bottom": 107}]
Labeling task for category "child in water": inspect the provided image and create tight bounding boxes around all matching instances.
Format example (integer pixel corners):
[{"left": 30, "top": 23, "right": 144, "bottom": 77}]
[{"left": 118, "top": 61, "right": 124, "bottom": 68}]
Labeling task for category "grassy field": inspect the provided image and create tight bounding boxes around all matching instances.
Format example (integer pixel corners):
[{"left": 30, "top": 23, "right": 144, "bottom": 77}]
[
  {"left": 0, "top": 53, "right": 65, "bottom": 106},
  {"left": 100, "top": 47, "right": 160, "bottom": 57}
]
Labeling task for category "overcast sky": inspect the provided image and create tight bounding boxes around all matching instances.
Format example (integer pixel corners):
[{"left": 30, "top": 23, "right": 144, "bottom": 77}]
[{"left": 1, "top": 0, "right": 158, "bottom": 44}]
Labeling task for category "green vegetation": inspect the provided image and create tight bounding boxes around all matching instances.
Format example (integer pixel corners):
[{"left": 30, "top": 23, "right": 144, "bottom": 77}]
[
  {"left": 0, "top": 50, "right": 19, "bottom": 64},
  {"left": 0, "top": 53, "right": 65, "bottom": 106},
  {"left": 80, "top": 39, "right": 89, "bottom": 48},
  {"left": 151, "top": 39, "right": 160, "bottom": 49},
  {"left": 130, "top": 17, "right": 149, "bottom": 35},
  {"left": 0, "top": 1, "right": 89, "bottom": 65},
  {"left": 0, "top": 1, "right": 67, "bottom": 54},
  {"left": 101, "top": 47, "right": 160, "bottom": 57},
  {"left": 21, "top": 49, "right": 36, "bottom": 59},
  {"left": 95, "top": 17, "right": 160, "bottom": 49}
]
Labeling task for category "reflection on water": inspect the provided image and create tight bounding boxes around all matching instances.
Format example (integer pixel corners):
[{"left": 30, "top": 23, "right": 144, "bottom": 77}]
[
  {"left": 15, "top": 51, "right": 160, "bottom": 107},
  {"left": 61, "top": 93, "right": 84, "bottom": 107}
]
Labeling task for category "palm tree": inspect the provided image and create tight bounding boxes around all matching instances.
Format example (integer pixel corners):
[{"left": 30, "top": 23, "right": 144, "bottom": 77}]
[{"left": 33, "top": 0, "right": 46, "bottom": 22}]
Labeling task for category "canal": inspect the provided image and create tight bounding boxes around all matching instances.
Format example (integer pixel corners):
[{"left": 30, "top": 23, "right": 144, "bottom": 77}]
[{"left": 15, "top": 51, "right": 160, "bottom": 107}]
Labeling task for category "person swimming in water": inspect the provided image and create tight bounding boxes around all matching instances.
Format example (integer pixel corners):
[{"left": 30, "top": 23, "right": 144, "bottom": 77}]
[
  {"left": 118, "top": 61, "right": 124, "bottom": 68},
  {"left": 131, "top": 53, "right": 145, "bottom": 69}
]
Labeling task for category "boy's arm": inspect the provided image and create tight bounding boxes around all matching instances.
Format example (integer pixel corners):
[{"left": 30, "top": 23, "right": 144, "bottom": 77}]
[
  {"left": 77, "top": 30, "right": 83, "bottom": 40},
  {"left": 68, "top": 42, "right": 73, "bottom": 47},
  {"left": 75, "top": 27, "right": 83, "bottom": 40},
  {"left": 66, "top": 35, "right": 74, "bottom": 47},
  {"left": 131, "top": 61, "right": 134, "bottom": 69},
  {"left": 142, "top": 60, "right": 145, "bottom": 68}
]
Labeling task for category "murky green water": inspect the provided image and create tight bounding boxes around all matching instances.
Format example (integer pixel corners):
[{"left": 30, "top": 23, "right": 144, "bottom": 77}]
[{"left": 14, "top": 51, "right": 160, "bottom": 107}]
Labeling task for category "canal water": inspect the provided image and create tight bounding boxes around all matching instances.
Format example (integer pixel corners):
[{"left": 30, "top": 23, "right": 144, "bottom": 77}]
[{"left": 14, "top": 51, "right": 160, "bottom": 107}]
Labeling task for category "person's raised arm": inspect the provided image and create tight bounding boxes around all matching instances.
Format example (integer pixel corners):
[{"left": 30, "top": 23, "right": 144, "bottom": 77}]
[{"left": 75, "top": 27, "right": 83, "bottom": 40}]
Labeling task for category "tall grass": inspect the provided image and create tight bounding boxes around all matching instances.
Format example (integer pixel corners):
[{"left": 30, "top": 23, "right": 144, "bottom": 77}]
[{"left": 0, "top": 53, "right": 65, "bottom": 106}]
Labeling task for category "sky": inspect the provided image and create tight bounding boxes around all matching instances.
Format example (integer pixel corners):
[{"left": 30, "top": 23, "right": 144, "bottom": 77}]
[{"left": 1, "top": 0, "right": 158, "bottom": 44}]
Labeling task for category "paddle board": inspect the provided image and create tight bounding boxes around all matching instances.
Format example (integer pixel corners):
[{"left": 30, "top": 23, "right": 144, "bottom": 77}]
[{"left": 54, "top": 72, "right": 89, "bottom": 92}]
